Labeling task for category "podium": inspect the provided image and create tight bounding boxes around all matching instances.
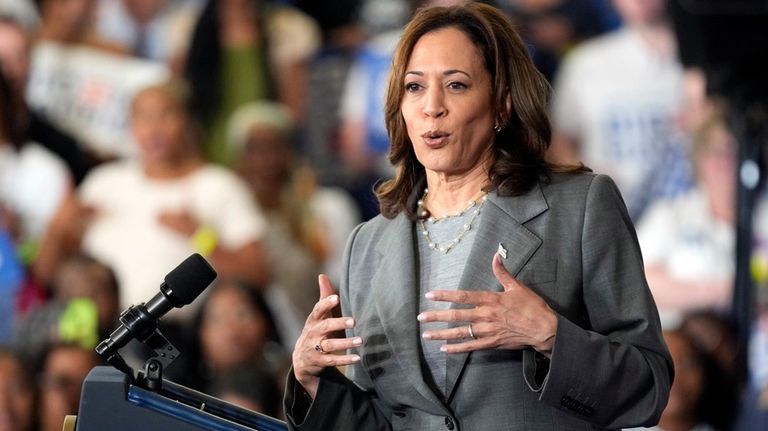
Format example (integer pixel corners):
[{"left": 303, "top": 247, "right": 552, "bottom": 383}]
[{"left": 71, "top": 366, "right": 288, "bottom": 431}]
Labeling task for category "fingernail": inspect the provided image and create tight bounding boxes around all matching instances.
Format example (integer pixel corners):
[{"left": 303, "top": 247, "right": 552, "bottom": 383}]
[
  {"left": 351, "top": 355, "right": 361, "bottom": 362},
  {"left": 346, "top": 318, "right": 355, "bottom": 328},
  {"left": 440, "top": 345, "right": 448, "bottom": 352},
  {"left": 494, "top": 253, "right": 502, "bottom": 265},
  {"left": 352, "top": 337, "right": 362, "bottom": 346},
  {"left": 422, "top": 332, "right": 431, "bottom": 339},
  {"left": 329, "top": 295, "right": 338, "bottom": 304},
  {"left": 417, "top": 313, "right": 426, "bottom": 322},
  {"left": 425, "top": 292, "right": 435, "bottom": 299}
]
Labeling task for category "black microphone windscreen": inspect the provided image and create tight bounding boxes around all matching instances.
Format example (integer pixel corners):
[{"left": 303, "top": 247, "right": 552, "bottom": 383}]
[{"left": 163, "top": 253, "right": 217, "bottom": 306}]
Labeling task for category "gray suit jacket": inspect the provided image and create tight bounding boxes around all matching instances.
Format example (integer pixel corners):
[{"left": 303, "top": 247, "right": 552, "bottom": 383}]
[{"left": 285, "top": 173, "right": 673, "bottom": 430}]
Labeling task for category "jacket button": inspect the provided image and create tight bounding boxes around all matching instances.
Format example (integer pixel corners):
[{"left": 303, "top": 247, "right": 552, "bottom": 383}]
[{"left": 445, "top": 416, "right": 455, "bottom": 430}]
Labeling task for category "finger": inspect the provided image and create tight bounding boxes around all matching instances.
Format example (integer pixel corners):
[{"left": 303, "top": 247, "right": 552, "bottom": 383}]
[
  {"left": 317, "top": 354, "right": 362, "bottom": 367},
  {"left": 417, "top": 308, "right": 474, "bottom": 323},
  {"left": 308, "top": 294, "right": 339, "bottom": 322},
  {"left": 421, "top": 326, "right": 470, "bottom": 341},
  {"left": 439, "top": 338, "right": 495, "bottom": 354},
  {"left": 426, "top": 289, "right": 496, "bottom": 305},
  {"left": 313, "top": 317, "right": 355, "bottom": 337},
  {"left": 318, "top": 274, "right": 337, "bottom": 300},
  {"left": 492, "top": 252, "right": 522, "bottom": 292},
  {"left": 319, "top": 336, "right": 363, "bottom": 353}
]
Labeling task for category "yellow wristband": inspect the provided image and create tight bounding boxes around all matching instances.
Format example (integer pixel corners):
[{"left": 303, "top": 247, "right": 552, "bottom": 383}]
[{"left": 191, "top": 225, "right": 218, "bottom": 257}]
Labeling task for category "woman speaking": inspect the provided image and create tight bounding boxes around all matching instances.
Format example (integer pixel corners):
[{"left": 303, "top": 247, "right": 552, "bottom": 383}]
[{"left": 285, "top": 3, "right": 672, "bottom": 430}]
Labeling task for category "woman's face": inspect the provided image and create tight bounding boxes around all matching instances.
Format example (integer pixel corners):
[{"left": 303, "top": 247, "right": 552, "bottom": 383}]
[
  {"left": 200, "top": 286, "right": 268, "bottom": 370},
  {"left": 401, "top": 27, "right": 496, "bottom": 180},
  {"left": 131, "top": 88, "right": 189, "bottom": 166}
]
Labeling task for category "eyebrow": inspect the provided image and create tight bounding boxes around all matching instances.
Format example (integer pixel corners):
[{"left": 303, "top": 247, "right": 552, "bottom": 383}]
[{"left": 405, "top": 69, "right": 472, "bottom": 79}]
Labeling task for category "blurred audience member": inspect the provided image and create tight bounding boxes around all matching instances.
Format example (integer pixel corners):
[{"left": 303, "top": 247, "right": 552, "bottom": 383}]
[
  {"left": 499, "top": 0, "right": 608, "bottom": 82},
  {"left": 34, "top": 80, "right": 270, "bottom": 321},
  {"left": 0, "top": 349, "right": 36, "bottom": 431},
  {"left": 0, "top": 65, "right": 71, "bottom": 254},
  {"left": 291, "top": 0, "right": 364, "bottom": 191},
  {"left": 182, "top": 281, "right": 286, "bottom": 394},
  {"left": 637, "top": 108, "right": 735, "bottom": 328},
  {"left": 38, "top": 343, "right": 101, "bottom": 431},
  {"left": 34, "top": 0, "right": 125, "bottom": 53},
  {"left": 16, "top": 254, "right": 119, "bottom": 368},
  {"left": 209, "top": 364, "right": 282, "bottom": 418},
  {"left": 228, "top": 101, "right": 360, "bottom": 324},
  {"left": 550, "top": 0, "right": 692, "bottom": 220},
  {"left": 184, "top": 0, "right": 320, "bottom": 165},
  {"left": 94, "top": 0, "right": 202, "bottom": 64},
  {"left": 626, "top": 328, "right": 738, "bottom": 431},
  {"left": 0, "top": 15, "right": 90, "bottom": 184}
]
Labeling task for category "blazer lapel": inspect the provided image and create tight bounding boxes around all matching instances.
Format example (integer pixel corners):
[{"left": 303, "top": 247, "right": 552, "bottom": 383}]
[
  {"left": 445, "top": 186, "right": 548, "bottom": 400},
  {"left": 370, "top": 213, "right": 447, "bottom": 411}
]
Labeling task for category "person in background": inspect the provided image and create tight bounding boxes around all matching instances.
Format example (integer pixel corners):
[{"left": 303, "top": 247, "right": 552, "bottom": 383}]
[
  {"left": 184, "top": 0, "right": 319, "bottom": 165},
  {"left": 285, "top": 4, "right": 671, "bottom": 430},
  {"left": 34, "top": 79, "right": 270, "bottom": 322},
  {"left": 93, "top": 0, "right": 202, "bottom": 64},
  {"left": 209, "top": 364, "right": 283, "bottom": 418},
  {"left": 228, "top": 101, "right": 360, "bottom": 327},
  {"left": 16, "top": 253, "right": 119, "bottom": 369},
  {"left": 626, "top": 328, "right": 739, "bottom": 431},
  {"left": 33, "top": 0, "right": 125, "bottom": 53},
  {"left": 0, "top": 15, "right": 91, "bottom": 185},
  {"left": 181, "top": 280, "right": 287, "bottom": 396},
  {"left": 37, "top": 343, "right": 101, "bottom": 431},
  {"left": 637, "top": 107, "right": 736, "bottom": 328},
  {"left": 0, "top": 348, "right": 36, "bottom": 431},
  {"left": 549, "top": 0, "right": 692, "bottom": 221}
]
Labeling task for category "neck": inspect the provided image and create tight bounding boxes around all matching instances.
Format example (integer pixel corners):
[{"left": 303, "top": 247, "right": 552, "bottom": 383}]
[
  {"left": 632, "top": 21, "right": 675, "bottom": 59},
  {"left": 144, "top": 156, "right": 203, "bottom": 179},
  {"left": 424, "top": 159, "right": 491, "bottom": 218}
]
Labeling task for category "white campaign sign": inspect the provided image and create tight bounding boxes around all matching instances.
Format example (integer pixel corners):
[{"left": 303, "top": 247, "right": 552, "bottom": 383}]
[{"left": 26, "top": 42, "right": 170, "bottom": 158}]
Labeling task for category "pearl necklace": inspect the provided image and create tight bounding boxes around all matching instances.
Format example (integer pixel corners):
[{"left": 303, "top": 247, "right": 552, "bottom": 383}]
[{"left": 417, "top": 188, "right": 488, "bottom": 254}]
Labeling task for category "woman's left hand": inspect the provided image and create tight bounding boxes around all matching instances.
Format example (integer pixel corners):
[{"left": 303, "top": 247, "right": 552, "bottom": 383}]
[{"left": 418, "top": 253, "right": 558, "bottom": 357}]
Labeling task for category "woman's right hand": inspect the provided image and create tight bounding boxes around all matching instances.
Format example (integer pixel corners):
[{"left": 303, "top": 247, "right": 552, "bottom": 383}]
[{"left": 293, "top": 274, "right": 362, "bottom": 399}]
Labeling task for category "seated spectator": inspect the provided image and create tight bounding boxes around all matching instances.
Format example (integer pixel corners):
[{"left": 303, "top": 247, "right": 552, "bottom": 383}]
[
  {"left": 180, "top": 280, "right": 287, "bottom": 394},
  {"left": 227, "top": 101, "right": 360, "bottom": 325},
  {"left": 16, "top": 254, "right": 119, "bottom": 368},
  {"left": 34, "top": 80, "right": 270, "bottom": 322},
  {"left": 637, "top": 107, "right": 736, "bottom": 328},
  {"left": 0, "top": 348, "right": 36, "bottom": 431},
  {"left": 37, "top": 343, "right": 101, "bottom": 431}
]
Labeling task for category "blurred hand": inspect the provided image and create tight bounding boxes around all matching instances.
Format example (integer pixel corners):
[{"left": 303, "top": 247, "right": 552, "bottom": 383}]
[
  {"left": 418, "top": 253, "right": 557, "bottom": 357},
  {"left": 157, "top": 210, "right": 198, "bottom": 236},
  {"left": 292, "top": 275, "right": 362, "bottom": 399}
]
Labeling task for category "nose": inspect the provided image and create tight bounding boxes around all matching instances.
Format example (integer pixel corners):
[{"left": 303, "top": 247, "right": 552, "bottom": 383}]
[{"left": 422, "top": 86, "right": 446, "bottom": 118}]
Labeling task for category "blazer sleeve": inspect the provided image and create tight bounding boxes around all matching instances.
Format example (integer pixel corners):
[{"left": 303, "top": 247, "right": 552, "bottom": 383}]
[
  {"left": 283, "top": 223, "right": 393, "bottom": 431},
  {"left": 533, "top": 174, "right": 674, "bottom": 428}
]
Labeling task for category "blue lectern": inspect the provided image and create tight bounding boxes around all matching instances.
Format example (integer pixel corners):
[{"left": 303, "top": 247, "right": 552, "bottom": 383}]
[{"left": 73, "top": 366, "right": 288, "bottom": 431}]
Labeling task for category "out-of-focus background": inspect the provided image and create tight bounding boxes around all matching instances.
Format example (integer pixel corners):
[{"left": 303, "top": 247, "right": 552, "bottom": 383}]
[{"left": 0, "top": 0, "right": 766, "bottom": 429}]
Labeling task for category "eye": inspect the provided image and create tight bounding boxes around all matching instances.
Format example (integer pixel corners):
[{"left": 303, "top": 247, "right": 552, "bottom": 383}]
[
  {"left": 405, "top": 82, "right": 423, "bottom": 93},
  {"left": 447, "top": 81, "right": 468, "bottom": 91}
]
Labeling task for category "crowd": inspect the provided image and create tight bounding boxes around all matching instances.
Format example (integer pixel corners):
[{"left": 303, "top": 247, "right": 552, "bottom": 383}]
[{"left": 0, "top": 0, "right": 766, "bottom": 430}]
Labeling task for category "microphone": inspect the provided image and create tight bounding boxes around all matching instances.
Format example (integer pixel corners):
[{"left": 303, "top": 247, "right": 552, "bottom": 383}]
[{"left": 96, "top": 253, "right": 217, "bottom": 360}]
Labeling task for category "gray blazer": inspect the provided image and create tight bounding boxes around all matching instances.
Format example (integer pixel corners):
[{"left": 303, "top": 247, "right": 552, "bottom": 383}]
[{"left": 285, "top": 173, "right": 673, "bottom": 431}]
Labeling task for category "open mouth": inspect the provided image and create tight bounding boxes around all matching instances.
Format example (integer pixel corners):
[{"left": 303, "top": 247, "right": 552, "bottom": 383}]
[{"left": 422, "top": 130, "right": 450, "bottom": 147}]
